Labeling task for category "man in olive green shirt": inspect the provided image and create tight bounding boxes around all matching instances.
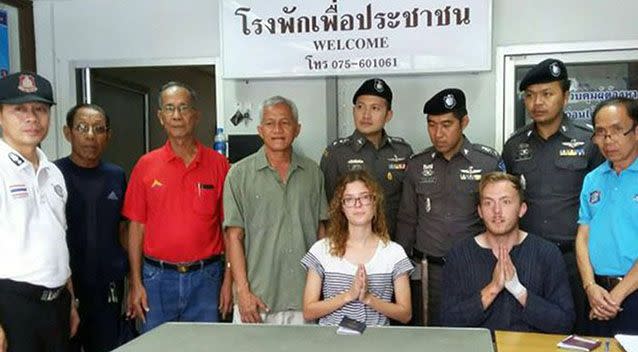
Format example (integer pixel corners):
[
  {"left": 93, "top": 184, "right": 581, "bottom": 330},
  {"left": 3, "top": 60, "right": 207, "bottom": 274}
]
[{"left": 224, "top": 96, "right": 328, "bottom": 324}]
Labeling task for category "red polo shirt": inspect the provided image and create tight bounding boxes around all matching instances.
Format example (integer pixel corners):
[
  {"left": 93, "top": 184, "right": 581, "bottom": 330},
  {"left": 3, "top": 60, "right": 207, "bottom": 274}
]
[{"left": 123, "top": 141, "right": 229, "bottom": 262}]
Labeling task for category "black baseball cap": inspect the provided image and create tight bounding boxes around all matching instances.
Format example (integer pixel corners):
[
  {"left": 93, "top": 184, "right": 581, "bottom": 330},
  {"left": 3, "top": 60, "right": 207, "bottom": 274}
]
[
  {"left": 423, "top": 88, "right": 466, "bottom": 116},
  {"left": 352, "top": 78, "right": 392, "bottom": 108},
  {"left": 0, "top": 71, "right": 55, "bottom": 105},
  {"left": 519, "top": 58, "right": 568, "bottom": 91}
]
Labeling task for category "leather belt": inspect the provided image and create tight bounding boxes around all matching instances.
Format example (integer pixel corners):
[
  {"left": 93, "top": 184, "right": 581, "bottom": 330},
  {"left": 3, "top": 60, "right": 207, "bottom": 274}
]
[
  {"left": 595, "top": 275, "right": 623, "bottom": 291},
  {"left": 144, "top": 255, "right": 221, "bottom": 273},
  {"left": 0, "top": 279, "right": 66, "bottom": 302},
  {"left": 412, "top": 249, "right": 446, "bottom": 266}
]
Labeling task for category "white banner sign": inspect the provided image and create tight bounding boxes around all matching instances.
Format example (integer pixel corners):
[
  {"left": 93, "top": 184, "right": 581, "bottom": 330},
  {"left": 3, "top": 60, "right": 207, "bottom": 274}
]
[{"left": 221, "top": 0, "right": 492, "bottom": 78}]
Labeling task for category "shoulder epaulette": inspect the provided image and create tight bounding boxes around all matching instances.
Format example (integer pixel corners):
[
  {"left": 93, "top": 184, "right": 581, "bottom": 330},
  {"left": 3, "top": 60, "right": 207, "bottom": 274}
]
[
  {"left": 410, "top": 146, "right": 435, "bottom": 160},
  {"left": 473, "top": 143, "right": 500, "bottom": 159},
  {"left": 388, "top": 136, "right": 408, "bottom": 144},
  {"left": 508, "top": 123, "right": 533, "bottom": 139},
  {"left": 571, "top": 119, "right": 594, "bottom": 132},
  {"left": 330, "top": 136, "right": 352, "bottom": 147}
]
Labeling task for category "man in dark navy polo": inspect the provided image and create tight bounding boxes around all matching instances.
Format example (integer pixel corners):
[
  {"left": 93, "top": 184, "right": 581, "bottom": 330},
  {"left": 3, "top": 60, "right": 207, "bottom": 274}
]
[
  {"left": 397, "top": 88, "right": 502, "bottom": 325},
  {"left": 321, "top": 78, "right": 412, "bottom": 239},
  {"left": 55, "top": 103, "right": 132, "bottom": 352},
  {"left": 502, "top": 58, "right": 604, "bottom": 333}
]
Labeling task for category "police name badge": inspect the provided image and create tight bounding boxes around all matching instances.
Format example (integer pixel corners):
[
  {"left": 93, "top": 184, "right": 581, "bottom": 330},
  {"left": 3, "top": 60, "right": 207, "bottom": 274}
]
[
  {"left": 560, "top": 139, "right": 586, "bottom": 157},
  {"left": 388, "top": 163, "right": 406, "bottom": 170},
  {"left": 559, "top": 148, "right": 585, "bottom": 157},
  {"left": 459, "top": 166, "right": 482, "bottom": 181},
  {"left": 515, "top": 143, "right": 532, "bottom": 161},
  {"left": 347, "top": 159, "right": 365, "bottom": 171},
  {"left": 589, "top": 190, "right": 601, "bottom": 204},
  {"left": 388, "top": 155, "right": 406, "bottom": 170}
]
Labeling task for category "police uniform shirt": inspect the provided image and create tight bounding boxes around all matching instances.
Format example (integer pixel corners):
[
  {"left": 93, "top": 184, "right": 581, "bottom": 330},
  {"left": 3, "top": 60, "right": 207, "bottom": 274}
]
[
  {"left": 396, "top": 137, "right": 502, "bottom": 257},
  {"left": 320, "top": 129, "right": 413, "bottom": 237},
  {"left": 502, "top": 118, "right": 604, "bottom": 242},
  {"left": 0, "top": 139, "right": 70, "bottom": 288}
]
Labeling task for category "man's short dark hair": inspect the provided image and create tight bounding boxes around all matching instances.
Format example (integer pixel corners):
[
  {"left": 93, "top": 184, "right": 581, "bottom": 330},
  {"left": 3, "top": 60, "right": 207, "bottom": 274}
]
[
  {"left": 452, "top": 108, "right": 468, "bottom": 120},
  {"left": 65, "top": 103, "right": 110, "bottom": 128},
  {"left": 158, "top": 81, "right": 198, "bottom": 106},
  {"left": 592, "top": 97, "right": 638, "bottom": 128}
]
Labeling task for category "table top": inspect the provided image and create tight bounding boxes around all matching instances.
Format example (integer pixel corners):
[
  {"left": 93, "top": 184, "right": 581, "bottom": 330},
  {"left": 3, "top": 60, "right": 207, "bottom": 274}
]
[
  {"left": 495, "top": 330, "right": 622, "bottom": 352},
  {"left": 113, "top": 323, "right": 494, "bottom": 352}
]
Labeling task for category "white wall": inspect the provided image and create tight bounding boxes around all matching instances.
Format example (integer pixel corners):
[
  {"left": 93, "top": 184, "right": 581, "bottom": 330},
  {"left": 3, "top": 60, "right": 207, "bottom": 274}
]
[
  {"left": 34, "top": 0, "right": 638, "bottom": 161},
  {"left": 221, "top": 78, "right": 328, "bottom": 161}
]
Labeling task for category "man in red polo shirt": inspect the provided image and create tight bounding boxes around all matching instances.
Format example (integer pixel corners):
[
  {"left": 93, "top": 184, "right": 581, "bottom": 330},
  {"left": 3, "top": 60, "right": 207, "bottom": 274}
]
[{"left": 123, "top": 82, "right": 231, "bottom": 333}]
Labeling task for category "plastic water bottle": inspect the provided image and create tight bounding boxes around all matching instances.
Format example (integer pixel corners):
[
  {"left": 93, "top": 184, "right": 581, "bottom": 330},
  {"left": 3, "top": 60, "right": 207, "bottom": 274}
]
[{"left": 213, "top": 128, "right": 227, "bottom": 157}]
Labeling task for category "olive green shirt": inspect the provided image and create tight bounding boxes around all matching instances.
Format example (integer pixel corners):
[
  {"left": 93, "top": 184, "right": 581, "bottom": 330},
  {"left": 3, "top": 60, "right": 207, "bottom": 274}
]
[{"left": 223, "top": 147, "right": 328, "bottom": 313}]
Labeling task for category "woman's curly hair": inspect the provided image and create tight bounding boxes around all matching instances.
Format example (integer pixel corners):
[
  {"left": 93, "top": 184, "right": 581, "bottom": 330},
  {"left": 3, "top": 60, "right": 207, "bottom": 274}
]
[{"left": 326, "top": 170, "right": 389, "bottom": 257}]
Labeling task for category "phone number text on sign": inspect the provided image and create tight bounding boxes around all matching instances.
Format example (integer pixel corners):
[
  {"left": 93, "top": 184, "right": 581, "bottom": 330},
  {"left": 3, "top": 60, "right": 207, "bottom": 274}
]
[{"left": 305, "top": 55, "right": 399, "bottom": 71}]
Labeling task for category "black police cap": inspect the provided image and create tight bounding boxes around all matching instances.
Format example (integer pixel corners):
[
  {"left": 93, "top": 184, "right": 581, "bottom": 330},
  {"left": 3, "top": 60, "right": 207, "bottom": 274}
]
[
  {"left": 519, "top": 58, "right": 568, "bottom": 91},
  {"left": 423, "top": 88, "right": 466, "bottom": 116},
  {"left": 352, "top": 78, "right": 392, "bottom": 107},
  {"left": 0, "top": 71, "right": 55, "bottom": 105}
]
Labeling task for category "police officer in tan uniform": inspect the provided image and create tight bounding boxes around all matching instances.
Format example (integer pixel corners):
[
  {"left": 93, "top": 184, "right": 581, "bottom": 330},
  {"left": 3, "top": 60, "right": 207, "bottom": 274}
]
[
  {"left": 321, "top": 78, "right": 412, "bottom": 239},
  {"left": 396, "top": 88, "right": 502, "bottom": 325}
]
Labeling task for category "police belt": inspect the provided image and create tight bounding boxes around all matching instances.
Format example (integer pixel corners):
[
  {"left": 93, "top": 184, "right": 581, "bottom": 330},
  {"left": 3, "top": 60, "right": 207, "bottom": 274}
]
[
  {"left": 144, "top": 255, "right": 221, "bottom": 273},
  {"left": 552, "top": 240, "right": 575, "bottom": 254},
  {"left": 0, "top": 279, "right": 66, "bottom": 302},
  {"left": 412, "top": 249, "right": 446, "bottom": 266},
  {"left": 594, "top": 275, "right": 624, "bottom": 291}
]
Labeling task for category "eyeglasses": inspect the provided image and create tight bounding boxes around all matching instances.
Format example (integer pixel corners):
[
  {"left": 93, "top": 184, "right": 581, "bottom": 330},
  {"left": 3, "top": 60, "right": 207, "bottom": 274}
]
[
  {"left": 261, "top": 119, "right": 295, "bottom": 130},
  {"left": 73, "top": 123, "right": 109, "bottom": 135},
  {"left": 342, "top": 194, "right": 375, "bottom": 208},
  {"left": 592, "top": 122, "right": 637, "bottom": 142},
  {"left": 161, "top": 104, "right": 194, "bottom": 115}
]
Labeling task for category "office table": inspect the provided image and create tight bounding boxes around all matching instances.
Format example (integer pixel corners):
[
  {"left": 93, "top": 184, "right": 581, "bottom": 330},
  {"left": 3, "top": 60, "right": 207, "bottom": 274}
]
[
  {"left": 495, "top": 330, "right": 622, "bottom": 352},
  {"left": 113, "top": 323, "right": 494, "bottom": 352}
]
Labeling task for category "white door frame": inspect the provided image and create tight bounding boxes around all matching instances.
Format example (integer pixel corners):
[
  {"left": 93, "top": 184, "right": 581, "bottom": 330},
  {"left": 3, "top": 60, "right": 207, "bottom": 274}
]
[{"left": 71, "top": 57, "right": 224, "bottom": 129}]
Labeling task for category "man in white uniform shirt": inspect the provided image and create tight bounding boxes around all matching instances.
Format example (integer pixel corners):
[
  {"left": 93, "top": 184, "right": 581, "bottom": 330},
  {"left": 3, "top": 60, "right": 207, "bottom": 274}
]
[{"left": 0, "top": 72, "right": 79, "bottom": 352}]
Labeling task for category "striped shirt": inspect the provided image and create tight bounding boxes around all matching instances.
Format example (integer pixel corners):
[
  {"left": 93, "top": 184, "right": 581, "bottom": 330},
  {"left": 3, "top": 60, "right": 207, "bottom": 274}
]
[{"left": 301, "top": 238, "right": 413, "bottom": 326}]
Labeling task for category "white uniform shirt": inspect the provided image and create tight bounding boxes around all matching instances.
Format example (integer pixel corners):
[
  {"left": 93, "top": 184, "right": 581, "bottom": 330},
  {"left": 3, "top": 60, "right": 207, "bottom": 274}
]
[{"left": 0, "top": 139, "right": 70, "bottom": 288}]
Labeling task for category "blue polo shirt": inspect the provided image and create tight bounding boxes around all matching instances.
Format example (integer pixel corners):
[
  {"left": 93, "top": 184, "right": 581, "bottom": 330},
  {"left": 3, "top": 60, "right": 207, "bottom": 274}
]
[
  {"left": 578, "top": 157, "right": 638, "bottom": 276},
  {"left": 55, "top": 157, "right": 128, "bottom": 289}
]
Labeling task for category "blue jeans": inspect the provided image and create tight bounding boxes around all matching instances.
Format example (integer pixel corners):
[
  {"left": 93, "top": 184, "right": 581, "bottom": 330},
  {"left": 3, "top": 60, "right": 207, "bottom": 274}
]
[{"left": 140, "top": 260, "right": 222, "bottom": 333}]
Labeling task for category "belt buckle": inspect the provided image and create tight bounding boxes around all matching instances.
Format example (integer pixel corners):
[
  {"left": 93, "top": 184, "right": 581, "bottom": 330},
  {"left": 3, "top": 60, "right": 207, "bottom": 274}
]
[{"left": 176, "top": 265, "right": 189, "bottom": 273}]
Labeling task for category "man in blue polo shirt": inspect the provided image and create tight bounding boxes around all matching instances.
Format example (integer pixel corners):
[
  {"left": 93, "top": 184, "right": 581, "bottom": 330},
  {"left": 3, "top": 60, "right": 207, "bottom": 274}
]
[
  {"left": 576, "top": 97, "right": 638, "bottom": 336},
  {"left": 55, "top": 103, "right": 132, "bottom": 352}
]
